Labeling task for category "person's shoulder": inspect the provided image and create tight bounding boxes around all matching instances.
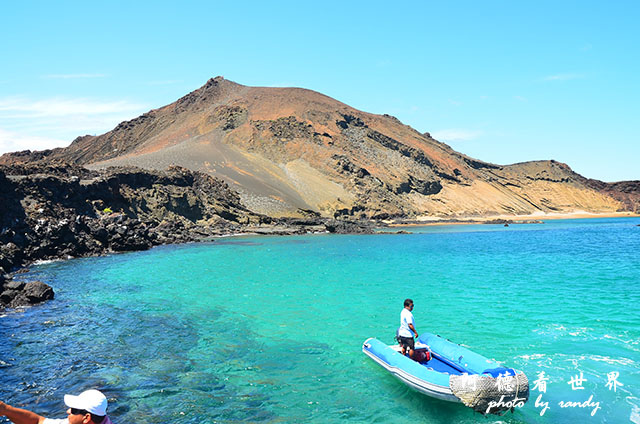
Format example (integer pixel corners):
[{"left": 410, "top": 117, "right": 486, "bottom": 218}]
[{"left": 43, "top": 418, "right": 69, "bottom": 424}]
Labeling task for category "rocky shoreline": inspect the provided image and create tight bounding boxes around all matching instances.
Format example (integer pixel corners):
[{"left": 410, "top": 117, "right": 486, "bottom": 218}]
[{"left": 0, "top": 162, "right": 374, "bottom": 310}]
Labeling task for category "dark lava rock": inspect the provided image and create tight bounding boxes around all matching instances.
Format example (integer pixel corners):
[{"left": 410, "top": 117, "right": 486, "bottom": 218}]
[
  {"left": 23, "top": 281, "right": 55, "bottom": 303},
  {"left": 0, "top": 289, "right": 19, "bottom": 305},
  {"left": 1, "top": 279, "right": 54, "bottom": 309},
  {"left": 324, "top": 219, "right": 374, "bottom": 234},
  {"left": 483, "top": 219, "right": 513, "bottom": 225},
  {"left": 3, "top": 280, "right": 25, "bottom": 291},
  {"left": 377, "top": 230, "right": 412, "bottom": 234}
]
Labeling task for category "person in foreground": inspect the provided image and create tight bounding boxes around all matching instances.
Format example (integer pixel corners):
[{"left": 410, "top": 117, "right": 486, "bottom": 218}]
[
  {"left": 0, "top": 389, "right": 113, "bottom": 424},
  {"left": 398, "top": 298, "right": 419, "bottom": 359}
]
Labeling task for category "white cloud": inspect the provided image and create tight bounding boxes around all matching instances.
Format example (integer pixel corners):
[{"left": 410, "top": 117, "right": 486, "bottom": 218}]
[
  {"left": 0, "top": 128, "right": 69, "bottom": 154},
  {"left": 543, "top": 73, "right": 585, "bottom": 82},
  {"left": 431, "top": 129, "right": 483, "bottom": 142},
  {"left": 0, "top": 97, "right": 145, "bottom": 118},
  {"left": 0, "top": 96, "right": 148, "bottom": 154},
  {"left": 41, "top": 73, "right": 107, "bottom": 79}
]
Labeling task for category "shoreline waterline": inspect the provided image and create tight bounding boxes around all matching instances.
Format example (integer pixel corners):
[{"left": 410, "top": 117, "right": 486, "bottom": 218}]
[{"left": 385, "top": 211, "right": 640, "bottom": 226}]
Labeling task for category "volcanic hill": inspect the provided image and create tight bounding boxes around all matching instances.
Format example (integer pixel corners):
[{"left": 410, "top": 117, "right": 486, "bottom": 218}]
[{"left": 2, "top": 77, "right": 637, "bottom": 218}]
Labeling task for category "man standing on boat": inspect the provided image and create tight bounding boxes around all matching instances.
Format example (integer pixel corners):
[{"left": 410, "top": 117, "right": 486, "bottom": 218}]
[{"left": 398, "top": 298, "right": 418, "bottom": 359}]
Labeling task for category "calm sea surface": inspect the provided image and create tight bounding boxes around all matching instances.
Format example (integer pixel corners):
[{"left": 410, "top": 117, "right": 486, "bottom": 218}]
[{"left": 1, "top": 218, "right": 639, "bottom": 423}]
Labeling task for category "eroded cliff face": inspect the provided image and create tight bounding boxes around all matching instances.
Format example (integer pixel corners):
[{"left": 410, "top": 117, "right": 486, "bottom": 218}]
[
  {"left": 1, "top": 77, "right": 636, "bottom": 218},
  {"left": 574, "top": 178, "right": 640, "bottom": 214},
  {"left": 425, "top": 160, "right": 625, "bottom": 217},
  {"left": 0, "top": 163, "right": 263, "bottom": 261}
]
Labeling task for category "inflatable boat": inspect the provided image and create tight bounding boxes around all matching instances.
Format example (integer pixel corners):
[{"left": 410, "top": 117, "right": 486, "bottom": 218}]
[{"left": 362, "top": 332, "right": 529, "bottom": 415}]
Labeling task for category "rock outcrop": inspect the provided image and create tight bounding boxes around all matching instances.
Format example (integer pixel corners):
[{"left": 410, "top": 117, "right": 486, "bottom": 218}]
[{"left": 0, "top": 280, "right": 54, "bottom": 309}]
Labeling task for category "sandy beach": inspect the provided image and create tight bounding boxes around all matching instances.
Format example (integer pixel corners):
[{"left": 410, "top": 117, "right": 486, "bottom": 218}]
[{"left": 386, "top": 210, "right": 640, "bottom": 226}]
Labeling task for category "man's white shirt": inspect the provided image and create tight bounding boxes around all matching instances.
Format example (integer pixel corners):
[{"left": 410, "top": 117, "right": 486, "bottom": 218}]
[{"left": 398, "top": 308, "right": 415, "bottom": 337}]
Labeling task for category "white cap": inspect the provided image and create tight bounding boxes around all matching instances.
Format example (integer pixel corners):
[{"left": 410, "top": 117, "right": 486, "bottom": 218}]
[{"left": 64, "top": 389, "right": 108, "bottom": 416}]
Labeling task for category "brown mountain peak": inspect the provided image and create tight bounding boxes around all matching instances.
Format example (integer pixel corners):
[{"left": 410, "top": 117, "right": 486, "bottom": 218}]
[{"left": 172, "top": 76, "right": 244, "bottom": 113}]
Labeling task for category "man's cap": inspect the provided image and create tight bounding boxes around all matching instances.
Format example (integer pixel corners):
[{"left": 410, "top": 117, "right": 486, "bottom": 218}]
[{"left": 64, "top": 389, "right": 108, "bottom": 416}]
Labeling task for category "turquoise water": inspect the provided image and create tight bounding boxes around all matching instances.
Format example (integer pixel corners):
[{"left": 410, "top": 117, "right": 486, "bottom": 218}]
[{"left": 1, "top": 218, "right": 639, "bottom": 423}]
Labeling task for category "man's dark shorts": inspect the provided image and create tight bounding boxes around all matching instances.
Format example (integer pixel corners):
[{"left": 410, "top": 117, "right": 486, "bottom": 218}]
[{"left": 398, "top": 336, "right": 415, "bottom": 350}]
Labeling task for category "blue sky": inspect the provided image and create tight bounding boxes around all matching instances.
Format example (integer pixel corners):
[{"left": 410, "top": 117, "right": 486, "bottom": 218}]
[{"left": 1, "top": 1, "right": 638, "bottom": 181}]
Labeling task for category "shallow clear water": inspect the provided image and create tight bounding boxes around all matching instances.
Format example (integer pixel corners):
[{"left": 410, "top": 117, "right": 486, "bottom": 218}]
[{"left": 1, "top": 218, "right": 639, "bottom": 423}]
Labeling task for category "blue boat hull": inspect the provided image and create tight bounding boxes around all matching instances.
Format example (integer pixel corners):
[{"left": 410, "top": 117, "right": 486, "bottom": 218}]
[
  {"left": 363, "top": 333, "right": 529, "bottom": 414},
  {"left": 363, "top": 337, "right": 458, "bottom": 401}
]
